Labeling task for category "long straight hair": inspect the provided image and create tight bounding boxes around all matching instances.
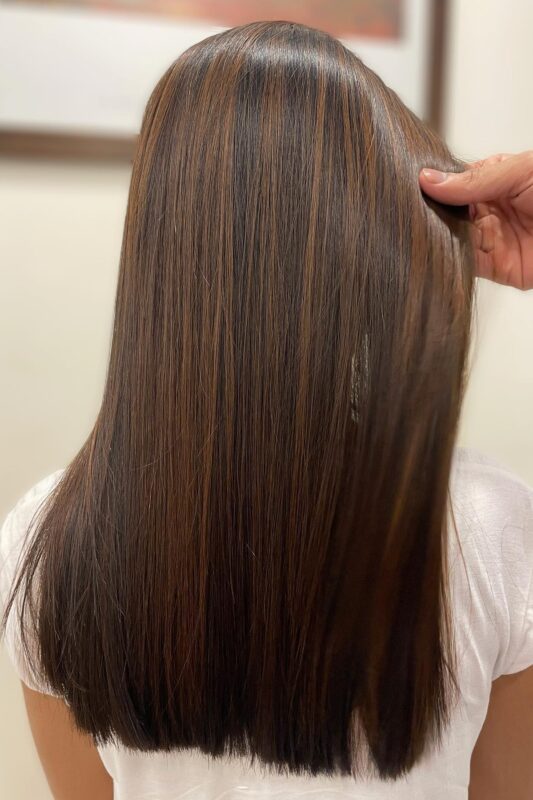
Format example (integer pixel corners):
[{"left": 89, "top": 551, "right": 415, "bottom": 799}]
[{"left": 2, "top": 20, "right": 474, "bottom": 781}]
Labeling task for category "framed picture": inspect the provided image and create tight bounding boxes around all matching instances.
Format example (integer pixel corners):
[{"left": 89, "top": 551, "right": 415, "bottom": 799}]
[{"left": 0, "top": 0, "right": 447, "bottom": 160}]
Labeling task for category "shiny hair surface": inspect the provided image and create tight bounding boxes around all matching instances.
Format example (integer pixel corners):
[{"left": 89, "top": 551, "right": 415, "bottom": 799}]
[{"left": 2, "top": 20, "right": 474, "bottom": 782}]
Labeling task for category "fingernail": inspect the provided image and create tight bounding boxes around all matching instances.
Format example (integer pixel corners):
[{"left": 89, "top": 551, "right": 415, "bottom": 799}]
[{"left": 421, "top": 168, "right": 448, "bottom": 183}]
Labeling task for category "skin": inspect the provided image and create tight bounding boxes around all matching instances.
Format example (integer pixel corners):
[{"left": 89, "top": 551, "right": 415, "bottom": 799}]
[
  {"left": 469, "top": 665, "right": 533, "bottom": 800},
  {"left": 419, "top": 150, "right": 533, "bottom": 290},
  {"left": 20, "top": 680, "right": 113, "bottom": 800}
]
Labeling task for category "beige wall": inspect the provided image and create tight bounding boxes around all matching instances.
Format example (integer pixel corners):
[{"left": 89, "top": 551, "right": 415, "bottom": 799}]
[
  {"left": 446, "top": 0, "right": 533, "bottom": 484},
  {"left": 1, "top": 1, "right": 533, "bottom": 796}
]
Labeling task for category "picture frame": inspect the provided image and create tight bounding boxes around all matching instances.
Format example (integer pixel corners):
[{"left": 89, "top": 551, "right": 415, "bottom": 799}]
[{"left": 0, "top": 0, "right": 447, "bottom": 161}]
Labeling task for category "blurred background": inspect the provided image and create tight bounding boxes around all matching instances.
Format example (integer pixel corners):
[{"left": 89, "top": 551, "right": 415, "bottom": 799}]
[{"left": 1, "top": 0, "right": 532, "bottom": 796}]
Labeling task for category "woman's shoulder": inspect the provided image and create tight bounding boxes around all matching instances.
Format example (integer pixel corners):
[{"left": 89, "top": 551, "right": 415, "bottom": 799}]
[
  {"left": 451, "top": 445, "right": 532, "bottom": 491},
  {"left": 451, "top": 446, "right": 533, "bottom": 527},
  {"left": 3, "top": 468, "right": 66, "bottom": 521},
  {"left": 0, "top": 468, "right": 66, "bottom": 694},
  {"left": 0, "top": 468, "right": 64, "bottom": 574},
  {"left": 449, "top": 447, "right": 533, "bottom": 679}
]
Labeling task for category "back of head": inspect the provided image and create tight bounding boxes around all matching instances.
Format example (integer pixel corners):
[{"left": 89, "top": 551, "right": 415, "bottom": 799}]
[{"left": 3, "top": 20, "right": 474, "bottom": 783}]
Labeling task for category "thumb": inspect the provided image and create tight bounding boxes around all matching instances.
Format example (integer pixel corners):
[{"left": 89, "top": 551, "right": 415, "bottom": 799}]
[{"left": 418, "top": 152, "right": 530, "bottom": 205}]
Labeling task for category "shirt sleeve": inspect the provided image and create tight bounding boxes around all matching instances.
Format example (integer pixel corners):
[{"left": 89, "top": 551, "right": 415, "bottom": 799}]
[
  {"left": 491, "top": 468, "right": 533, "bottom": 678},
  {"left": 0, "top": 471, "right": 65, "bottom": 695},
  {"left": 450, "top": 448, "right": 533, "bottom": 682}
]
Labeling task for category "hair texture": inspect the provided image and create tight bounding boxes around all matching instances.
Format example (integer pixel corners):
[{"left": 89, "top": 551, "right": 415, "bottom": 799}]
[{"left": 2, "top": 20, "right": 474, "bottom": 782}]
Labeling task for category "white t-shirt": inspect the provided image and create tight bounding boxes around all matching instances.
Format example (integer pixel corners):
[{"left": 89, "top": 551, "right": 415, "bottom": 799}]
[{"left": 1, "top": 447, "right": 533, "bottom": 799}]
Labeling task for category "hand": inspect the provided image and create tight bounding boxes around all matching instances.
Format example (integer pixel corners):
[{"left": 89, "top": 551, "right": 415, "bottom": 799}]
[{"left": 419, "top": 151, "right": 533, "bottom": 290}]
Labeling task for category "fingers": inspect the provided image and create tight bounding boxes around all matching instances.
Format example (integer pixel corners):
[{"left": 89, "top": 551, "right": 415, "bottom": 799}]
[{"left": 418, "top": 150, "right": 533, "bottom": 205}]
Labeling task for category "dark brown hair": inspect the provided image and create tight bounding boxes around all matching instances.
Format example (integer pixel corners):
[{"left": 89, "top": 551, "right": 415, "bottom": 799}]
[{"left": 2, "top": 20, "right": 474, "bottom": 782}]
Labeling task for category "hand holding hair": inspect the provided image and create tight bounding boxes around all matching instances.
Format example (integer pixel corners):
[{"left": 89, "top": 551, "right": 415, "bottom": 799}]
[{"left": 419, "top": 151, "right": 533, "bottom": 290}]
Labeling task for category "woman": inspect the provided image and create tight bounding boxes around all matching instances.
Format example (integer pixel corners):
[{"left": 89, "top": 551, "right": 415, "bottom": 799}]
[{"left": 1, "top": 20, "right": 532, "bottom": 800}]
